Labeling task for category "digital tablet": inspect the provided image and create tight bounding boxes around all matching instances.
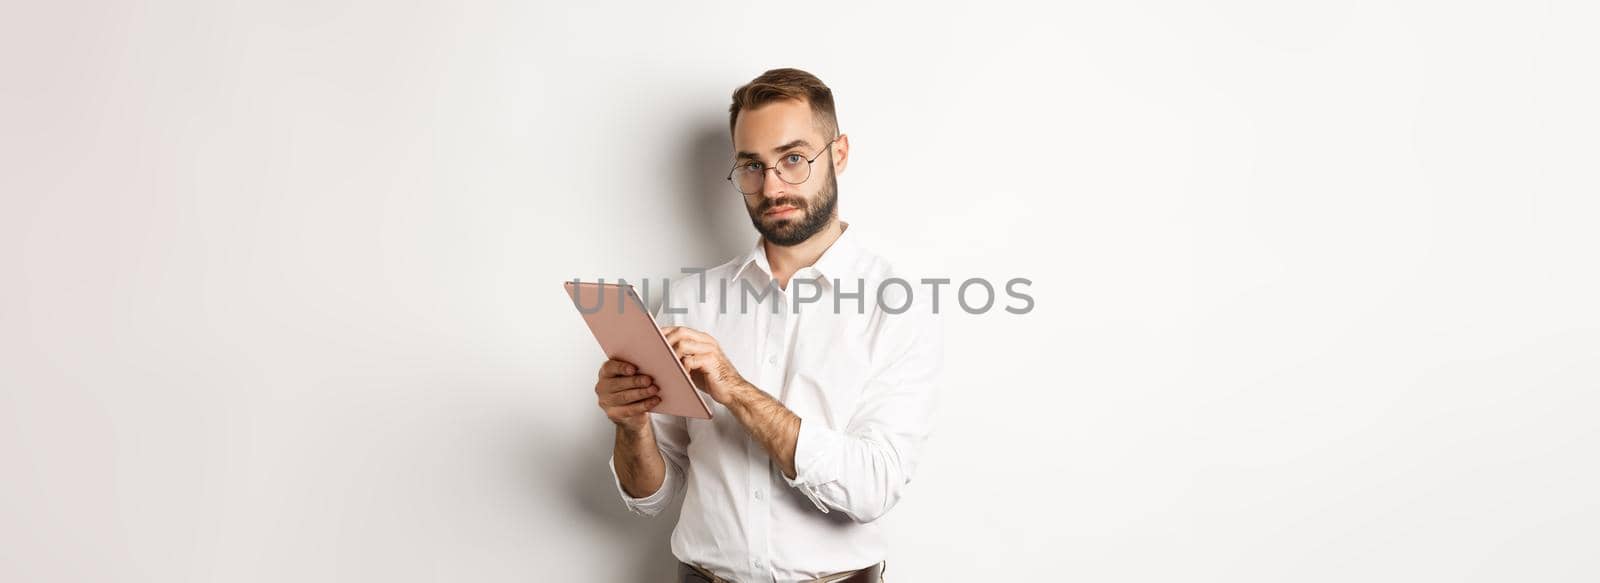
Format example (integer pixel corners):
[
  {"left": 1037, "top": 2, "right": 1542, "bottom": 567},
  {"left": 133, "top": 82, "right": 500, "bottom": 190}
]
[{"left": 564, "top": 281, "right": 714, "bottom": 419}]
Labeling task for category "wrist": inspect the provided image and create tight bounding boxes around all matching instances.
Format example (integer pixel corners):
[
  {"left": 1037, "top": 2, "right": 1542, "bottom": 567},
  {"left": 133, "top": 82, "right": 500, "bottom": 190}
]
[
  {"left": 616, "top": 418, "right": 652, "bottom": 439},
  {"left": 722, "top": 380, "right": 760, "bottom": 408}
]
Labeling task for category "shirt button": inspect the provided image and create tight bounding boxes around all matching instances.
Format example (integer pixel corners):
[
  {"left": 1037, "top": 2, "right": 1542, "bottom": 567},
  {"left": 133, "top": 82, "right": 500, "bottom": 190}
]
[
  {"left": 754, "top": 559, "right": 764, "bottom": 569},
  {"left": 754, "top": 489, "right": 763, "bottom": 500},
  {"left": 767, "top": 355, "right": 777, "bottom": 365}
]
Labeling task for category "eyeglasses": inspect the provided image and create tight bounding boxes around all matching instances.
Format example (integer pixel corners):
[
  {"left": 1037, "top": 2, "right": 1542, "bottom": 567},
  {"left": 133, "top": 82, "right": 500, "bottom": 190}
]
[{"left": 725, "top": 137, "right": 839, "bottom": 196}]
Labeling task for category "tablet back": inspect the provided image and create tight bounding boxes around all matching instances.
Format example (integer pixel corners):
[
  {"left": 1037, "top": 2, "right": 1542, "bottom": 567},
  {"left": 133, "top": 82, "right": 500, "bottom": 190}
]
[{"left": 564, "top": 281, "right": 713, "bottom": 419}]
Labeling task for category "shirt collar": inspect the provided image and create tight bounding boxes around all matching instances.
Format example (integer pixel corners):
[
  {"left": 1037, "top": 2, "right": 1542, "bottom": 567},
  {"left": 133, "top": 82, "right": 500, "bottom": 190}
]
[{"left": 732, "top": 222, "right": 862, "bottom": 286}]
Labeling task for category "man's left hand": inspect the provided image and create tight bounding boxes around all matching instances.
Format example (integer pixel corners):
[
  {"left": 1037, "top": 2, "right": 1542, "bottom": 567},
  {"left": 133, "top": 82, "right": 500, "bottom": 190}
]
[{"left": 662, "top": 326, "right": 751, "bottom": 406}]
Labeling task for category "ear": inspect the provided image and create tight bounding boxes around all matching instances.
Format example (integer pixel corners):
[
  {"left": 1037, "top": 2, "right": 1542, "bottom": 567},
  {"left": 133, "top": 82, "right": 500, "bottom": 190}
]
[{"left": 831, "top": 133, "right": 850, "bottom": 175}]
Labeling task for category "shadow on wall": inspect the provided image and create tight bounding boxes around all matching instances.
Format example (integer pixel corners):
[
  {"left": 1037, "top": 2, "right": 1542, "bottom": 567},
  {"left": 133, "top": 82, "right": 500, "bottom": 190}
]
[
  {"left": 555, "top": 115, "right": 750, "bottom": 581},
  {"left": 558, "top": 419, "right": 684, "bottom": 583},
  {"left": 626, "top": 115, "right": 753, "bottom": 312},
  {"left": 669, "top": 116, "right": 754, "bottom": 286},
  {"left": 678, "top": 115, "right": 752, "bottom": 269}
]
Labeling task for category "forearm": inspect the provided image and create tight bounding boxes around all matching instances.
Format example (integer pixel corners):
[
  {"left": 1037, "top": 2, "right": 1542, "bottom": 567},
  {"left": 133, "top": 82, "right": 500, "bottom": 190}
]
[
  {"left": 613, "top": 423, "right": 666, "bottom": 498},
  {"left": 724, "top": 382, "right": 802, "bottom": 479}
]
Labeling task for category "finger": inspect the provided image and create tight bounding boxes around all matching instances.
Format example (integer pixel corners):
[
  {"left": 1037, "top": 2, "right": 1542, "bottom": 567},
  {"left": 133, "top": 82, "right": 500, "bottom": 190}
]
[
  {"left": 598, "top": 374, "right": 653, "bottom": 394},
  {"left": 669, "top": 337, "right": 716, "bottom": 357},
  {"left": 683, "top": 354, "right": 726, "bottom": 378},
  {"left": 663, "top": 326, "right": 710, "bottom": 347},
  {"left": 605, "top": 385, "right": 660, "bottom": 406},
  {"left": 599, "top": 359, "right": 637, "bottom": 379},
  {"left": 664, "top": 326, "right": 709, "bottom": 344},
  {"left": 680, "top": 353, "right": 707, "bottom": 372},
  {"left": 611, "top": 396, "right": 661, "bottom": 417}
]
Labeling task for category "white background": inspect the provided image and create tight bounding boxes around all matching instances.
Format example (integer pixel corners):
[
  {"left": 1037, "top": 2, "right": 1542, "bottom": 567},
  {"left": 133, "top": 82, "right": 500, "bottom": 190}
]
[{"left": 3, "top": 1, "right": 1597, "bottom": 581}]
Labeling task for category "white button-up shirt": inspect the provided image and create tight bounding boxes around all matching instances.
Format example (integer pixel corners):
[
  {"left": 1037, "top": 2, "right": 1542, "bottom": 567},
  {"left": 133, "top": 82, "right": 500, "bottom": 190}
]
[{"left": 608, "top": 224, "right": 943, "bottom": 582}]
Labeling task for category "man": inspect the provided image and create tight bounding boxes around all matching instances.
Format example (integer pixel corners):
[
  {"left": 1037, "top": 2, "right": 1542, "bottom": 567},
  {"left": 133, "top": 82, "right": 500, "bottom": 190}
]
[{"left": 594, "top": 68, "right": 942, "bottom": 583}]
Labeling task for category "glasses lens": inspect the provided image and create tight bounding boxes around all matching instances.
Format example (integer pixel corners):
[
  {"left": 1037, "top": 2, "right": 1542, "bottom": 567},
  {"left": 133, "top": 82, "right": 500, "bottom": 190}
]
[
  {"left": 733, "top": 164, "right": 764, "bottom": 194},
  {"left": 777, "top": 154, "right": 810, "bottom": 185}
]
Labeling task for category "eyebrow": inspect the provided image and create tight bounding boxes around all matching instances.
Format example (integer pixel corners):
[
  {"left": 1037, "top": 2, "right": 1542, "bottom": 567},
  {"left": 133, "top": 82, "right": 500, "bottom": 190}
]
[{"left": 735, "top": 139, "right": 815, "bottom": 161}]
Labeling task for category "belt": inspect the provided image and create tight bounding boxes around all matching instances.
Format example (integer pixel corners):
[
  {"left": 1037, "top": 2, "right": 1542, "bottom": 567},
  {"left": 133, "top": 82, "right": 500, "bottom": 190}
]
[{"left": 677, "top": 560, "right": 885, "bottom": 583}]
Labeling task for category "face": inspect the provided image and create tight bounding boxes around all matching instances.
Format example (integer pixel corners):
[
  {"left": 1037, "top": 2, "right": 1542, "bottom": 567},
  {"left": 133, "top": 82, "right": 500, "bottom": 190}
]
[{"left": 730, "top": 99, "right": 849, "bottom": 247}]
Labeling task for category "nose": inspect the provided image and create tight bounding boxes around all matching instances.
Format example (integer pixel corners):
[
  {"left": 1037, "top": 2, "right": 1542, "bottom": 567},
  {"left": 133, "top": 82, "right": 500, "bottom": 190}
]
[{"left": 759, "top": 167, "right": 789, "bottom": 199}]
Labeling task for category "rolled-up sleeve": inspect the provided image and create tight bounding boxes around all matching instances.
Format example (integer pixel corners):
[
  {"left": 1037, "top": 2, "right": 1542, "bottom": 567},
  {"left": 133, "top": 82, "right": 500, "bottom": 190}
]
[
  {"left": 608, "top": 403, "right": 691, "bottom": 517},
  {"left": 782, "top": 307, "right": 944, "bottom": 523}
]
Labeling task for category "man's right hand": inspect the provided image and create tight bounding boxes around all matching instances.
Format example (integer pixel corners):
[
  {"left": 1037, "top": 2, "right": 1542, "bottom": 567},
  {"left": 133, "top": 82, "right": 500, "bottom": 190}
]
[{"left": 595, "top": 358, "right": 662, "bottom": 432}]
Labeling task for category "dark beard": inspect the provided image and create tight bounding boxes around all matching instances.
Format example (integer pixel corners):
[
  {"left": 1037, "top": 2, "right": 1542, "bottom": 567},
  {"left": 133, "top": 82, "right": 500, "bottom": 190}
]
[{"left": 748, "top": 157, "right": 838, "bottom": 247}]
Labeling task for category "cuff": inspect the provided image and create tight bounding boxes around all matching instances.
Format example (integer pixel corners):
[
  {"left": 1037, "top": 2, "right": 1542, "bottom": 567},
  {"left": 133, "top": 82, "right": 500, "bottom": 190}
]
[
  {"left": 609, "top": 452, "right": 675, "bottom": 516},
  {"left": 782, "top": 417, "right": 842, "bottom": 513}
]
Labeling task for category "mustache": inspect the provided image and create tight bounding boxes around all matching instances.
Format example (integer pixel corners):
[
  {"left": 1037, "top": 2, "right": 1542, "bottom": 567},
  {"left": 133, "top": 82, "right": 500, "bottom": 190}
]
[{"left": 760, "top": 197, "right": 808, "bottom": 214}]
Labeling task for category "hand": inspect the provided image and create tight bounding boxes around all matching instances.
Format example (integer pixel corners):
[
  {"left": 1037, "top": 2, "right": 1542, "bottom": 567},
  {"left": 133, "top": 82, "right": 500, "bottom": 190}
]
[
  {"left": 663, "top": 326, "right": 751, "bottom": 406},
  {"left": 594, "top": 358, "right": 661, "bottom": 433}
]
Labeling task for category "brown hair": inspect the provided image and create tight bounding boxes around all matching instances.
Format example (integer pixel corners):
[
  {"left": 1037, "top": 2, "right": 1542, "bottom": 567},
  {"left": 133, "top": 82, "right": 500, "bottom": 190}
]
[{"left": 728, "top": 68, "right": 839, "bottom": 139}]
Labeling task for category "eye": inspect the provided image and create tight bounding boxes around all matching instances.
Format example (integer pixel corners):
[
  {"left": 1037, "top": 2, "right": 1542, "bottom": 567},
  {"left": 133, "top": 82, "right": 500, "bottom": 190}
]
[
  {"left": 784, "top": 154, "right": 805, "bottom": 165},
  {"left": 740, "top": 161, "right": 764, "bottom": 173}
]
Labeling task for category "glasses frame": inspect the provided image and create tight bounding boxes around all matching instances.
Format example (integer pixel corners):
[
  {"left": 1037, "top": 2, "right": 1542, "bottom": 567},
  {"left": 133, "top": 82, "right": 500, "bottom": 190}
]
[{"left": 725, "top": 136, "right": 840, "bottom": 196}]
